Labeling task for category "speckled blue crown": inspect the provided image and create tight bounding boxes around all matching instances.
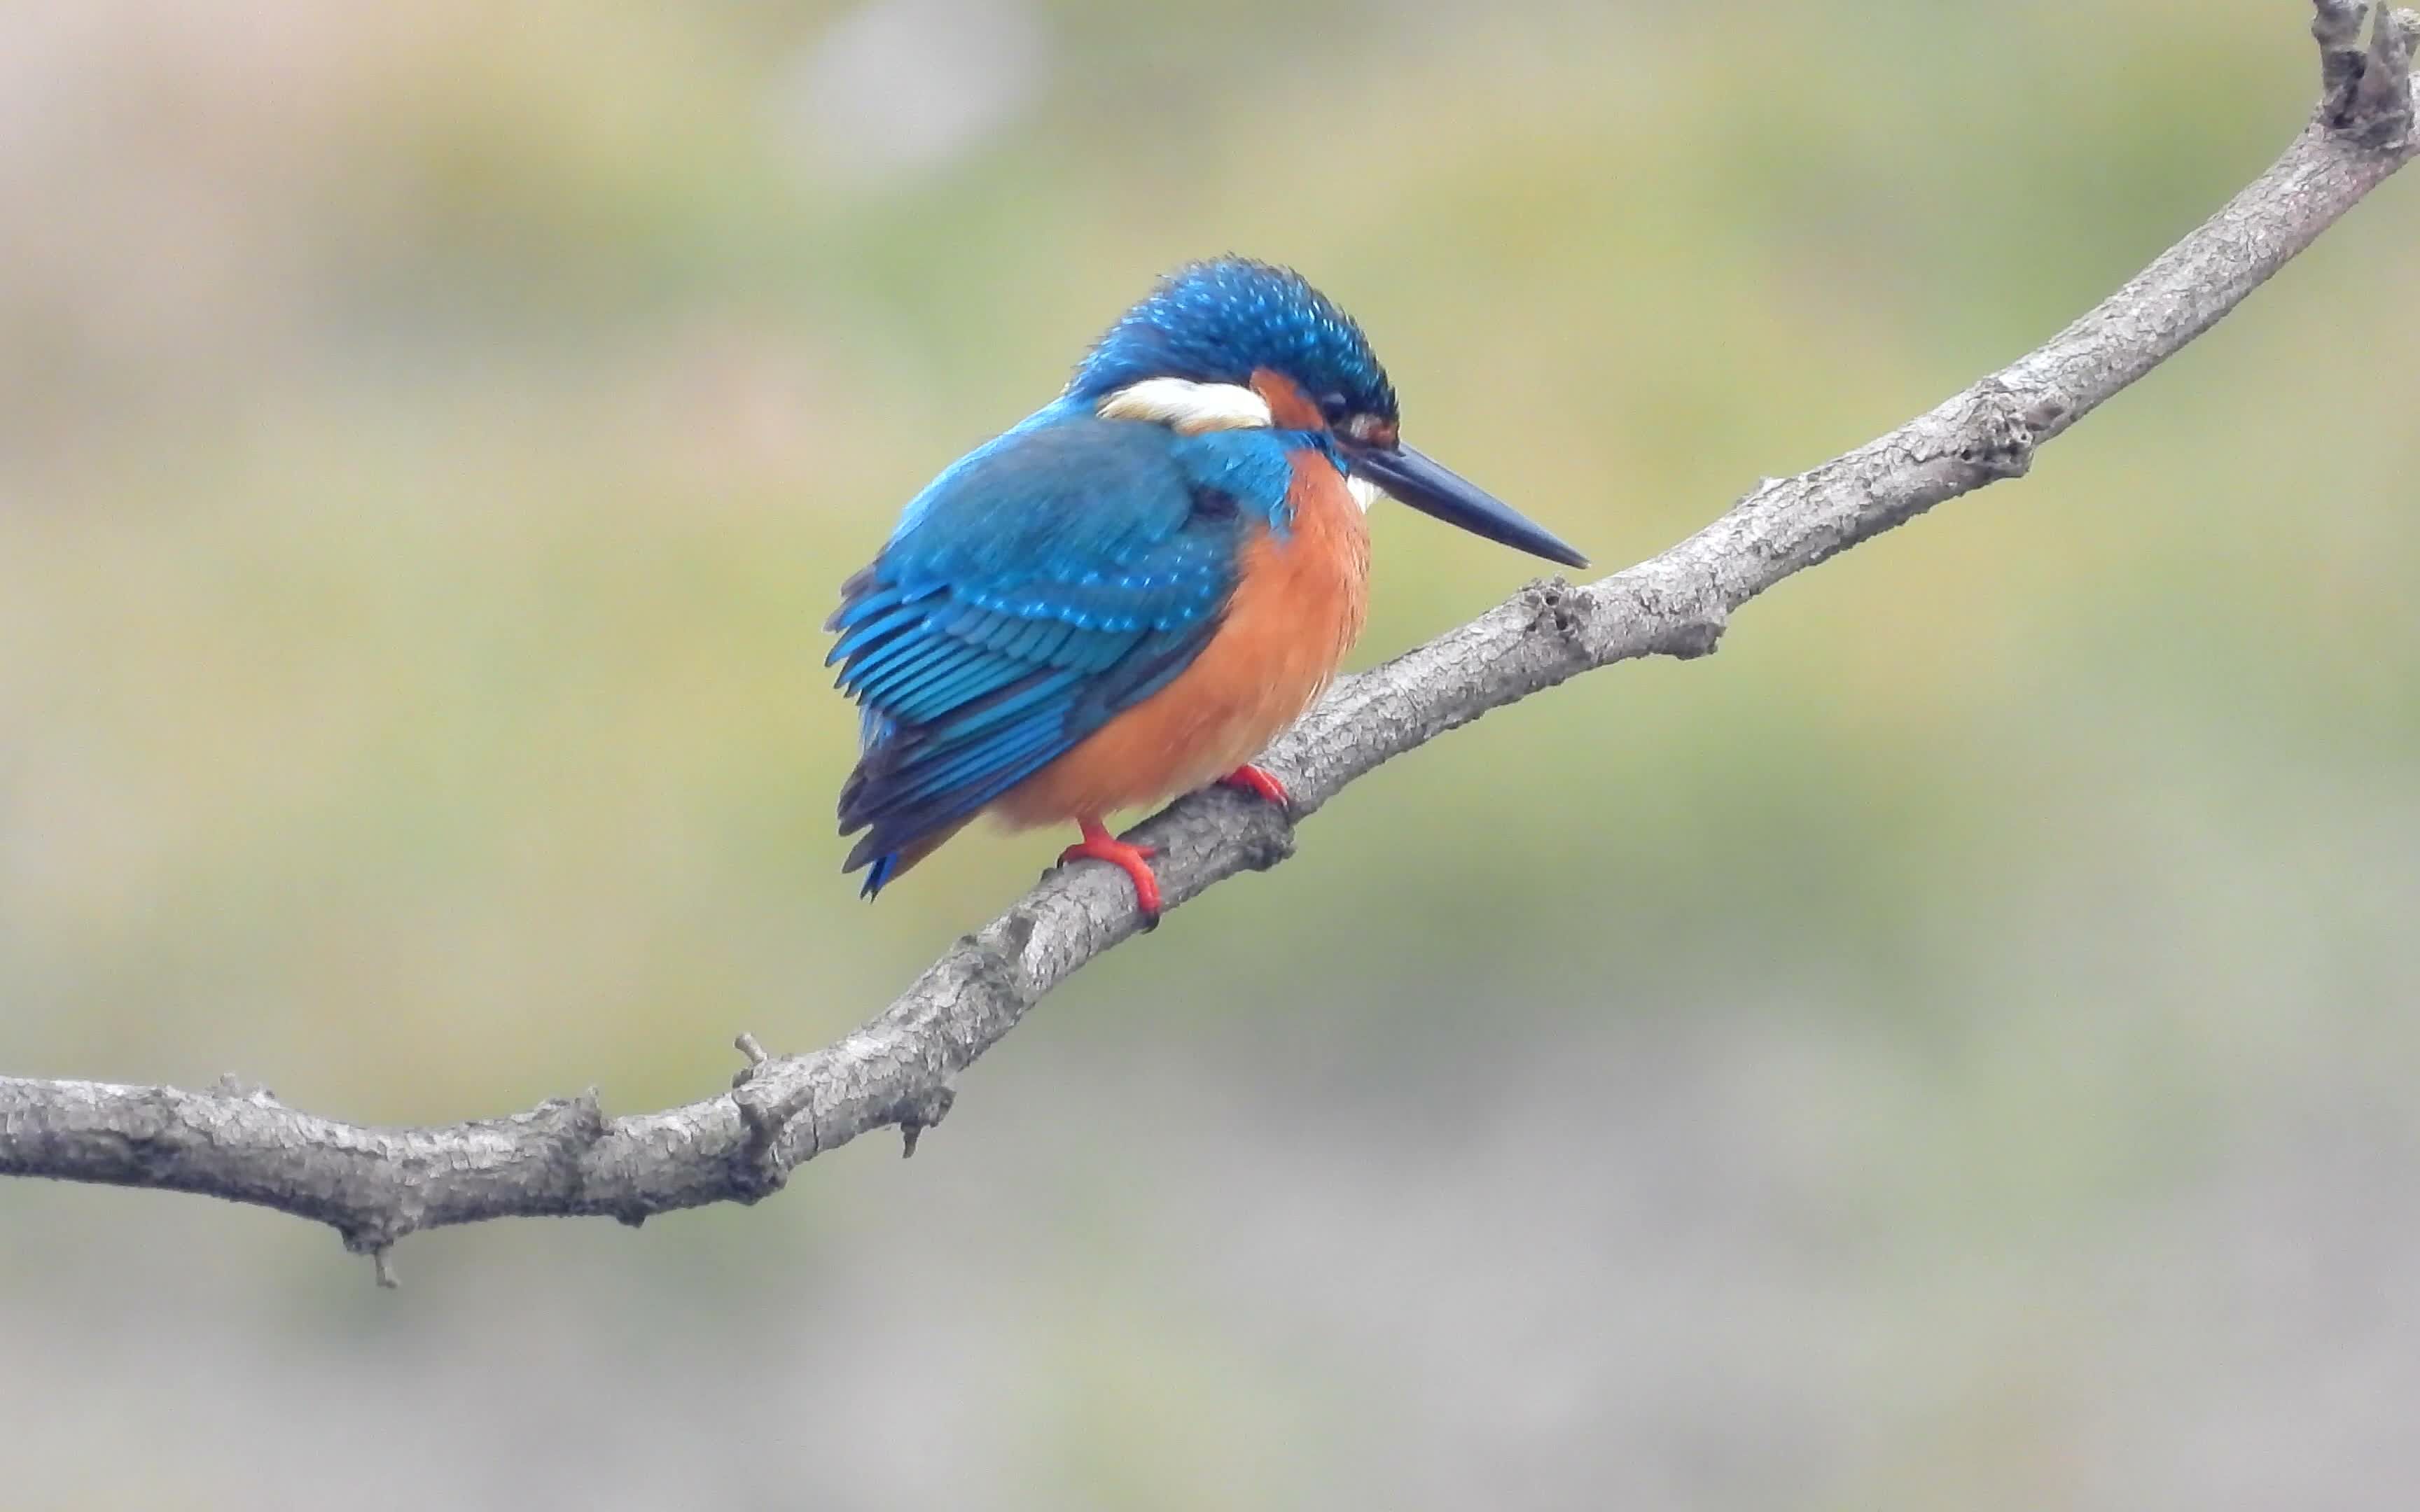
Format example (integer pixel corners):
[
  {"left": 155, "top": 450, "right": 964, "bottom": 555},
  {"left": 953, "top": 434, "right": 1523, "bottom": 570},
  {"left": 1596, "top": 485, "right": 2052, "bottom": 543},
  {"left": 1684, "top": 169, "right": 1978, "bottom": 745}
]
[{"left": 1069, "top": 258, "right": 1398, "bottom": 423}]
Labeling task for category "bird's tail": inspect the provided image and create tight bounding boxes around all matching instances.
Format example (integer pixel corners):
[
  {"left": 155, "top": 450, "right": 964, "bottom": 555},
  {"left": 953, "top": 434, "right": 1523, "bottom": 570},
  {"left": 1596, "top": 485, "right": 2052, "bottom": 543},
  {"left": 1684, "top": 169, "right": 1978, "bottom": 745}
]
[{"left": 854, "top": 822, "right": 970, "bottom": 900}]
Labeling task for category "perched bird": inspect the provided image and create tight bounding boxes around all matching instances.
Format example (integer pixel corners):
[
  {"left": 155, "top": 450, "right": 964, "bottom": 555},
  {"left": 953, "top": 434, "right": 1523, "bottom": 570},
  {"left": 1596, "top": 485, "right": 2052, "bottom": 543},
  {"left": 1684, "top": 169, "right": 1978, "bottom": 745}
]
[{"left": 828, "top": 258, "right": 1587, "bottom": 919}]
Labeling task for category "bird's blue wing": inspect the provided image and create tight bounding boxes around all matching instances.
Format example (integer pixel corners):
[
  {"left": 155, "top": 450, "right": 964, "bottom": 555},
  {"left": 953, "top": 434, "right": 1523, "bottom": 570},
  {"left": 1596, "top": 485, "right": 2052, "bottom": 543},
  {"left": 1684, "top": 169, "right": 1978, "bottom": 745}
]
[{"left": 831, "top": 412, "right": 1298, "bottom": 893}]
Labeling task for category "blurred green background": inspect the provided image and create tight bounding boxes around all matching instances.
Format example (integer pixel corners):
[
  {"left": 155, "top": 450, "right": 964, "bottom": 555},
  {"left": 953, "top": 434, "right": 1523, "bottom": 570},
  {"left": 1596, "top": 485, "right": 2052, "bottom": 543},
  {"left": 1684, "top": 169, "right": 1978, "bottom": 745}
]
[{"left": 6, "top": 0, "right": 2419, "bottom": 1506}]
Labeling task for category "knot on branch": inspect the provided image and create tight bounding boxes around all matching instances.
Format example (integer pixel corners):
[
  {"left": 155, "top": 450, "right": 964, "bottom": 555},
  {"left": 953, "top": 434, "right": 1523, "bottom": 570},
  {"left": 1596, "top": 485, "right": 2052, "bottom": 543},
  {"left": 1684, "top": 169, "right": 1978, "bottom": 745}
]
[
  {"left": 1637, "top": 576, "right": 1730, "bottom": 661},
  {"left": 1950, "top": 384, "right": 2068, "bottom": 481},
  {"left": 1522, "top": 576, "right": 1587, "bottom": 645},
  {"left": 1534, "top": 573, "right": 1725, "bottom": 664},
  {"left": 896, "top": 1082, "right": 956, "bottom": 1157},
  {"left": 529, "top": 1088, "right": 608, "bottom": 1175},
  {"left": 729, "top": 1057, "right": 805, "bottom": 1203},
  {"left": 1655, "top": 619, "right": 1725, "bottom": 660},
  {"left": 729, "top": 1030, "right": 858, "bottom": 1201},
  {"left": 528, "top": 1088, "right": 606, "bottom": 1133},
  {"left": 338, "top": 1217, "right": 405, "bottom": 1258},
  {"left": 1231, "top": 805, "right": 1297, "bottom": 874},
  {"left": 211, "top": 1072, "right": 282, "bottom": 1107},
  {"left": 2316, "top": 2, "right": 2417, "bottom": 147}
]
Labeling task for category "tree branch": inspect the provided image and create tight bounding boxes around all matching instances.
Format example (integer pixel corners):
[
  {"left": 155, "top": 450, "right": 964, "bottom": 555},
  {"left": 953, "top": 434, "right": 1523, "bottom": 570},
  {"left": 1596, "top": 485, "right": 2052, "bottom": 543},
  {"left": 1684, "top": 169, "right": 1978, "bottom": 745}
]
[{"left": 6, "top": 6, "right": 2416, "bottom": 1282}]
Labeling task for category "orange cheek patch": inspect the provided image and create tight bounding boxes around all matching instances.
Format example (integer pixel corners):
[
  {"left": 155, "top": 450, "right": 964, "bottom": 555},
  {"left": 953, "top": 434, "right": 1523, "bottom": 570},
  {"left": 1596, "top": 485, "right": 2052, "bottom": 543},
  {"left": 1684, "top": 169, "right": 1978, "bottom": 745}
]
[{"left": 1249, "top": 368, "right": 1327, "bottom": 430}]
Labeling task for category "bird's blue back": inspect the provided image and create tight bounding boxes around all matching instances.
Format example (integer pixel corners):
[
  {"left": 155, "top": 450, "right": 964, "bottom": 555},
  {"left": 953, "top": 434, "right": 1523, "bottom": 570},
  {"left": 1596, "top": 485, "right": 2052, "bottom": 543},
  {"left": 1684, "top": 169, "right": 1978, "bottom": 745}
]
[{"left": 831, "top": 398, "right": 1317, "bottom": 891}]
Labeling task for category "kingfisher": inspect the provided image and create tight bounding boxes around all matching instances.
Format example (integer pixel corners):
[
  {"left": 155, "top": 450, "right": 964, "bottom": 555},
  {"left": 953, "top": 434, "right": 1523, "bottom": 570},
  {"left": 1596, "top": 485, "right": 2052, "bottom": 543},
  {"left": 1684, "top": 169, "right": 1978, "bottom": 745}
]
[{"left": 828, "top": 258, "right": 1587, "bottom": 920}]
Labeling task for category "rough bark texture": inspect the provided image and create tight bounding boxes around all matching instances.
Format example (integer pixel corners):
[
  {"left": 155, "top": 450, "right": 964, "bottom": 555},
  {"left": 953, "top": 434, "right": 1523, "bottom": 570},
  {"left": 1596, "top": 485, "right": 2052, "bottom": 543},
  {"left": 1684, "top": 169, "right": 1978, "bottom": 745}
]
[{"left": 4, "top": 6, "right": 2415, "bottom": 1285}]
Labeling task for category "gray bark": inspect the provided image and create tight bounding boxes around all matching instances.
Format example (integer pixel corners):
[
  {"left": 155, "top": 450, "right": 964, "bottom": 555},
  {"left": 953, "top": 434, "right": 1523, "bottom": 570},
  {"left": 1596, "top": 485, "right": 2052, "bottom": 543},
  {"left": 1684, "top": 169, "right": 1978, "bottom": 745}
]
[{"left": 5, "top": 4, "right": 2415, "bottom": 1286}]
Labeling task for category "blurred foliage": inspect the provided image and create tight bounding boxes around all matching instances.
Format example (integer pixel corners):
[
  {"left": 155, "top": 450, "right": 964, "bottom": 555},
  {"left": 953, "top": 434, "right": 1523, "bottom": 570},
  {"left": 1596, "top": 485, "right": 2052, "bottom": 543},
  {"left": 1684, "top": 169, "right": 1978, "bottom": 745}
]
[{"left": 5, "top": 1, "right": 2419, "bottom": 1508}]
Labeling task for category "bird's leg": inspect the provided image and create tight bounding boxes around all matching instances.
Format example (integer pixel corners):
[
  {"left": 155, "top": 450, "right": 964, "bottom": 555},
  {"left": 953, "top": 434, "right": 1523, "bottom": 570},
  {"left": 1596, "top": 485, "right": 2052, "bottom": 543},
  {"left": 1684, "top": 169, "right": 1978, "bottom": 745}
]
[
  {"left": 1058, "top": 817, "right": 1163, "bottom": 922},
  {"left": 1218, "top": 764, "right": 1291, "bottom": 812}
]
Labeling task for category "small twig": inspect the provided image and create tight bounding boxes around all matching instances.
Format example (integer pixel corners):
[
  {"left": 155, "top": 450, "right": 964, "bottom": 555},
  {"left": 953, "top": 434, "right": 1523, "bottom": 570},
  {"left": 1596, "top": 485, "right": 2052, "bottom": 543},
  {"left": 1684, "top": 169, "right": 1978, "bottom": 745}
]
[
  {"left": 2316, "top": 0, "right": 2372, "bottom": 120},
  {"left": 730, "top": 1032, "right": 769, "bottom": 1079},
  {"left": 2318, "top": 1, "right": 2419, "bottom": 142}
]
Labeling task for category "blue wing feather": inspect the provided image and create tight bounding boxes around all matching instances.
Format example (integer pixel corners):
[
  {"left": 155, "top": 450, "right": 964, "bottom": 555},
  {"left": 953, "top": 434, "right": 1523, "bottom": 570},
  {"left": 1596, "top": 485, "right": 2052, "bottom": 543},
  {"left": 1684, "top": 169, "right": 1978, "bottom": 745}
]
[{"left": 834, "top": 407, "right": 1306, "bottom": 892}]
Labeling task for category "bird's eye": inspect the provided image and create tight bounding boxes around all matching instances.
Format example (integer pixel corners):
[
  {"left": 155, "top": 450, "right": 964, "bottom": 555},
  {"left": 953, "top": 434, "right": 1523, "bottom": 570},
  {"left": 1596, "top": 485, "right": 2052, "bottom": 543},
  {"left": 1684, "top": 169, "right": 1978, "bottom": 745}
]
[{"left": 1318, "top": 392, "right": 1350, "bottom": 423}]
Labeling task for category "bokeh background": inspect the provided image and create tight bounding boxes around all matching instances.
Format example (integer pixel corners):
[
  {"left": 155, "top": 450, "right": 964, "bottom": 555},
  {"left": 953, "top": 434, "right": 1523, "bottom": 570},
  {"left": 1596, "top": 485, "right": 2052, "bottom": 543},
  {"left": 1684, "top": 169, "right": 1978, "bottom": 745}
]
[{"left": 5, "top": 0, "right": 2418, "bottom": 1506}]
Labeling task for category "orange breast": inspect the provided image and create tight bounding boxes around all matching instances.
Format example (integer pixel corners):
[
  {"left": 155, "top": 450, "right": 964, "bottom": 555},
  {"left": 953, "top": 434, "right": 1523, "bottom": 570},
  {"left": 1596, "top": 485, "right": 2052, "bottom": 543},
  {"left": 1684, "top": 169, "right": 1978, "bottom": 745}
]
[{"left": 992, "top": 424, "right": 1370, "bottom": 829}]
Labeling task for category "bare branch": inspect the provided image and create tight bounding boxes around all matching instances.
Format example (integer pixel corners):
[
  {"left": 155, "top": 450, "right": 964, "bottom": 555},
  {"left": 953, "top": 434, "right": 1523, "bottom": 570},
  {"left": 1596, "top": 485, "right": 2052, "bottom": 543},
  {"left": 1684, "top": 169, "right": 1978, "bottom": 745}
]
[{"left": 4, "top": 8, "right": 2415, "bottom": 1280}]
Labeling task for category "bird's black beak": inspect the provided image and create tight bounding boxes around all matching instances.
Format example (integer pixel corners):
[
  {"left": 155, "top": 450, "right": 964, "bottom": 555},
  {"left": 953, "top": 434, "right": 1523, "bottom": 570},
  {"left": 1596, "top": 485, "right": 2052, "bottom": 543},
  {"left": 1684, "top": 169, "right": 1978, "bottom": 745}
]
[{"left": 1340, "top": 440, "right": 1589, "bottom": 569}]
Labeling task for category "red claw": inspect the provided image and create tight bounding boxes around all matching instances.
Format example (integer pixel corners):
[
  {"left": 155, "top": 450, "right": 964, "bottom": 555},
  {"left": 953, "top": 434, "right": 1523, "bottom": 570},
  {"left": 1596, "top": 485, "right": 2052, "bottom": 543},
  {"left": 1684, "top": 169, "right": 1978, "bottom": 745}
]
[
  {"left": 1058, "top": 818, "right": 1163, "bottom": 921},
  {"left": 1219, "top": 764, "right": 1291, "bottom": 810}
]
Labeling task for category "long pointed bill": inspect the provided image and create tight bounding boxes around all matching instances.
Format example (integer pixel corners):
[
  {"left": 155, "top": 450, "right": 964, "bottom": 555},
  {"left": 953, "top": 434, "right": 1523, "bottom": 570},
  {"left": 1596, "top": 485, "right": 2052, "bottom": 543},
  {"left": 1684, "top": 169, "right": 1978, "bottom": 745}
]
[{"left": 1341, "top": 441, "right": 1589, "bottom": 568}]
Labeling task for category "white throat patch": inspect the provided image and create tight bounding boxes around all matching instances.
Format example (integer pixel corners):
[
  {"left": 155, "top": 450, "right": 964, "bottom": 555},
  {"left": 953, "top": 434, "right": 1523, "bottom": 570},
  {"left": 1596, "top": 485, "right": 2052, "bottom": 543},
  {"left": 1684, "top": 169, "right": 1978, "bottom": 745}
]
[
  {"left": 1344, "top": 475, "right": 1382, "bottom": 512},
  {"left": 1097, "top": 378, "right": 1272, "bottom": 434}
]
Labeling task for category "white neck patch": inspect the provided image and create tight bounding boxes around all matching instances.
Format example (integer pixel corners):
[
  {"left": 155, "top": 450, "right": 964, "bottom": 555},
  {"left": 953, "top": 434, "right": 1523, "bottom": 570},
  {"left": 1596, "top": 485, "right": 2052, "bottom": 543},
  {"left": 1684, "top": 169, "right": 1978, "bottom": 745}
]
[{"left": 1097, "top": 377, "right": 1272, "bottom": 433}]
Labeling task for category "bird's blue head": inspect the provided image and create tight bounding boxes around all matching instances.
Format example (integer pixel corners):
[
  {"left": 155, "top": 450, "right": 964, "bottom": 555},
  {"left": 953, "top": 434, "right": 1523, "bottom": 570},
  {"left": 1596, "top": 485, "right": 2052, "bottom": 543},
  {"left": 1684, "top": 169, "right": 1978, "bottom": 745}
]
[
  {"left": 1068, "top": 258, "right": 1398, "bottom": 434},
  {"left": 1067, "top": 258, "right": 1587, "bottom": 568}
]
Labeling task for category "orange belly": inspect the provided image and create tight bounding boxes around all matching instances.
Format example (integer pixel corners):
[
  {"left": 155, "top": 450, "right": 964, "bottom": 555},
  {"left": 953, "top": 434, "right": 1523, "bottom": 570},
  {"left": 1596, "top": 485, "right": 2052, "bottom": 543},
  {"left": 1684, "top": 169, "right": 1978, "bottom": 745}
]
[{"left": 991, "top": 446, "right": 1370, "bottom": 829}]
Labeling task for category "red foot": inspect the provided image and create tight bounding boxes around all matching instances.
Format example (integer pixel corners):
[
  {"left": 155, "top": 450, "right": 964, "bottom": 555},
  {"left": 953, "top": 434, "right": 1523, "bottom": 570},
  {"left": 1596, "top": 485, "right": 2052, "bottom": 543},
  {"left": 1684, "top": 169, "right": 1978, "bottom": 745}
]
[
  {"left": 1058, "top": 818, "right": 1163, "bottom": 922},
  {"left": 1219, "top": 764, "right": 1291, "bottom": 811}
]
